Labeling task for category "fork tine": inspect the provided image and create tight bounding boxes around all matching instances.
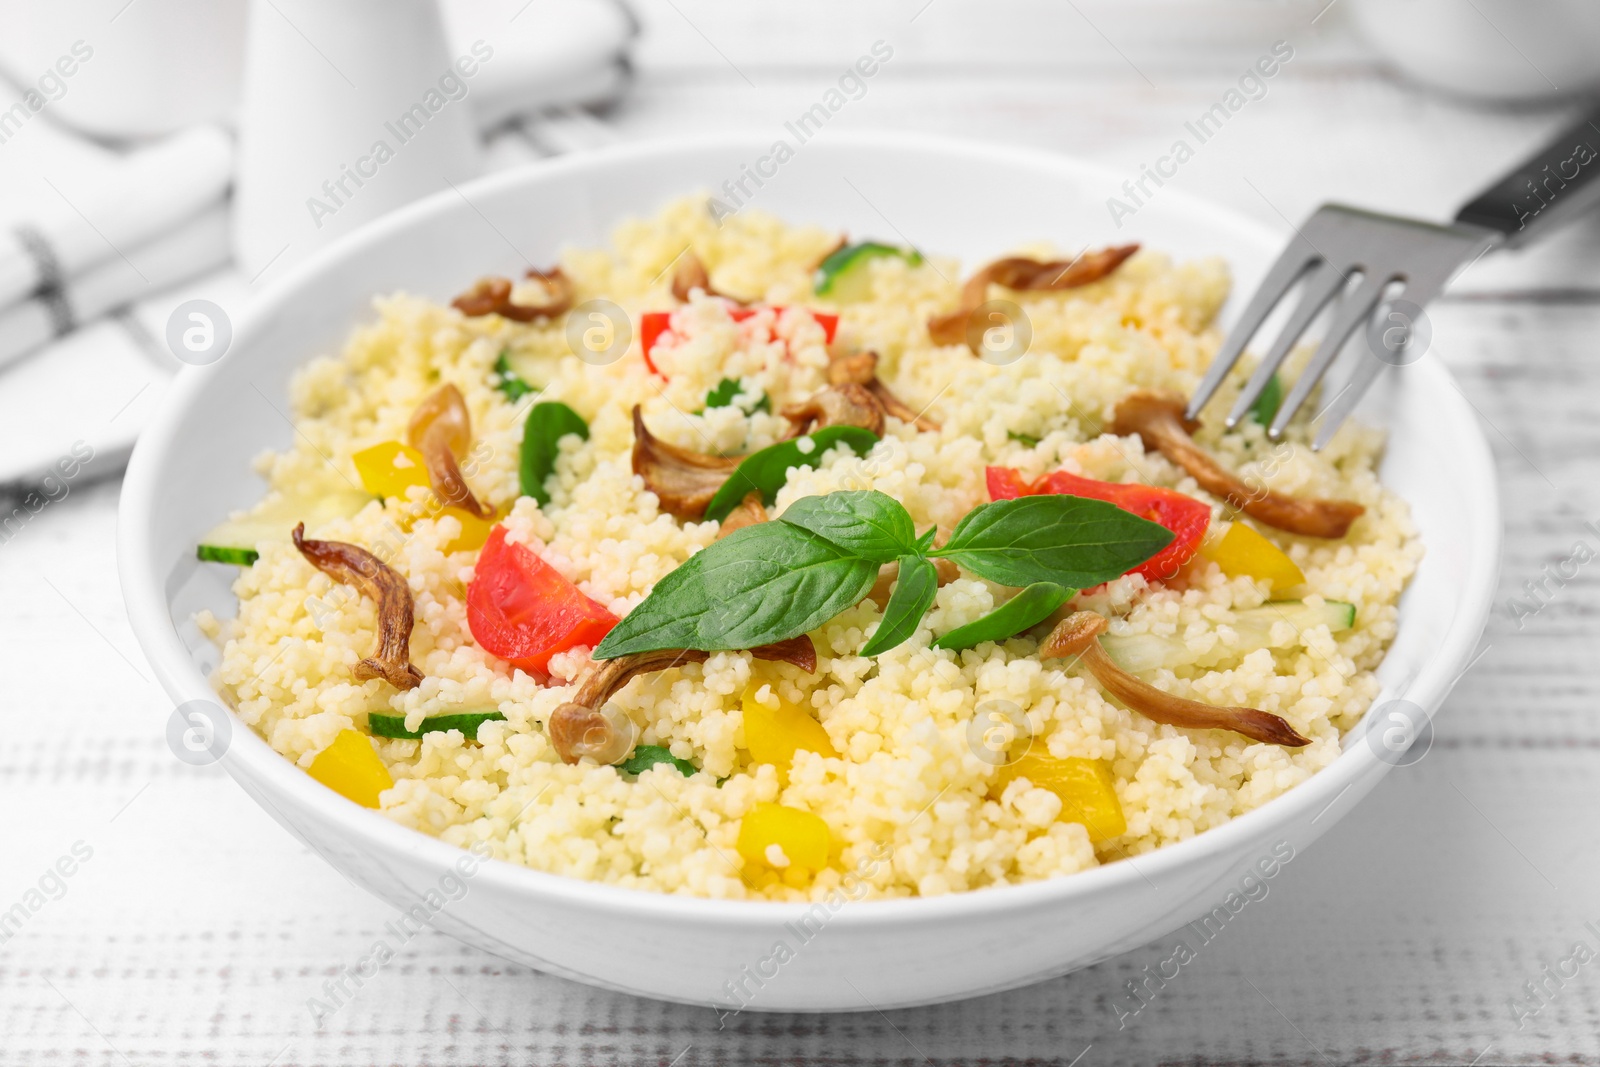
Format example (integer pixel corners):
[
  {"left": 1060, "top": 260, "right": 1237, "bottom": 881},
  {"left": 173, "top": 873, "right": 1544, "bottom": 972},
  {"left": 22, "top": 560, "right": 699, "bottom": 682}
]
[
  {"left": 1309, "top": 270, "right": 1454, "bottom": 450},
  {"left": 1186, "top": 242, "right": 1319, "bottom": 421},
  {"left": 1224, "top": 260, "right": 1348, "bottom": 427},
  {"left": 1269, "top": 273, "right": 1393, "bottom": 438}
]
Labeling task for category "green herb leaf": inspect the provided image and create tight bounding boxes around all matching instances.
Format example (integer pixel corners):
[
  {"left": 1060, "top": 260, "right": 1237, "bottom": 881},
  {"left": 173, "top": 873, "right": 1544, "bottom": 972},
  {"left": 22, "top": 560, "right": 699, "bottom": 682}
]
[
  {"left": 778, "top": 490, "right": 918, "bottom": 563},
  {"left": 1007, "top": 431, "right": 1041, "bottom": 447},
  {"left": 1248, "top": 374, "right": 1282, "bottom": 426},
  {"left": 860, "top": 556, "right": 939, "bottom": 656},
  {"left": 915, "top": 528, "right": 937, "bottom": 551},
  {"left": 931, "top": 582, "right": 1072, "bottom": 652},
  {"left": 495, "top": 351, "right": 535, "bottom": 402},
  {"left": 702, "top": 426, "right": 879, "bottom": 523},
  {"left": 703, "top": 377, "right": 770, "bottom": 414},
  {"left": 518, "top": 401, "right": 589, "bottom": 505},
  {"left": 932, "top": 496, "right": 1172, "bottom": 588},
  {"left": 594, "top": 521, "right": 878, "bottom": 658},
  {"left": 620, "top": 744, "right": 697, "bottom": 776},
  {"left": 368, "top": 710, "right": 507, "bottom": 740}
]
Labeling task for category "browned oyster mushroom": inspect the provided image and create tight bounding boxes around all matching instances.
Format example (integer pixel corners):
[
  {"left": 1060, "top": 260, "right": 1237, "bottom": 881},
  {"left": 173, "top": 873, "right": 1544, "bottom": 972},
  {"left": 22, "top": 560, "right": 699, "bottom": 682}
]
[
  {"left": 451, "top": 267, "right": 574, "bottom": 323},
  {"left": 781, "top": 383, "right": 885, "bottom": 438},
  {"left": 407, "top": 384, "right": 492, "bottom": 519},
  {"left": 1108, "top": 391, "right": 1365, "bottom": 539},
  {"left": 1041, "top": 611, "right": 1309, "bottom": 747},
  {"left": 548, "top": 636, "right": 818, "bottom": 764},
  {"left": 670, "top": 252, "right": 747, "bottom": 305},
  {"left": 630, "top": 405, "right": 739, "bottom": 520},
  {"left": 928, "top": 247, "right": 1140, "bottom": 352},
  {"left": 828, "top": 350, "right": 939, "bottom": 432},
  {"left": 292, "top": 523, "right": 422, "bottom": 690}
]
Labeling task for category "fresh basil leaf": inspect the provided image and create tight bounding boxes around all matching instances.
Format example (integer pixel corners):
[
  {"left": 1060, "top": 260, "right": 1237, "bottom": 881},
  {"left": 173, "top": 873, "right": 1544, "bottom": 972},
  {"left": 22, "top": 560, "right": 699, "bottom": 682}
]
[
  {"left": 702, "top": 426, "right": 879, "bottom": 522},
  {"left": 703, "top": 377, "right": 770, "bottom": 414},
  {"left": 860, "top": 556, "right": 939, "bottom": 656},
  {"left": 915, "top": 527, "right": 937, "bottom": 552},
  {"left": 495, "top": 351, "right": 535, "bottom": 402},
  {"left": 1007, "top": 431, "right": 1041, "bottom": 447},
  {"left": 779, "top": 490, "right": 918, "bottom": 563},
  {"left": 931, "top": 495, "right": 1171, "bottom": 588},
  {"left": 1248, "top": 373, "right": 1282, "bottom": 426},
  {"left": 518, "top": 401, "right": 589, "bottom": 505},
  {"left": 368, "top": 710, "right": 507, "bottom": 740},
  {"left": 594, "top": 521, "right": 878, "bottom": 657},
  {"left": 931, "top": 582, "right": 1072, "bottom": 652},
  {"left": 621, "top": 744, "right": 696, "bottom": 776}
]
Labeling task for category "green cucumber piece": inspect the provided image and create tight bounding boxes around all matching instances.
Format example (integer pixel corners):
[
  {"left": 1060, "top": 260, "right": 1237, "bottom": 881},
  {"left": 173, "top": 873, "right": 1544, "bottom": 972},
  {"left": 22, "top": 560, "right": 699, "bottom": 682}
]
[
  {"left": 197, "top": 486, "right": 372, "bottom": 565},
  {"left": 368, "top": 710, "right": 507, "bottom": 740},
  {"left": 813, "top": 241, "right": 923, "bottom": 302},
  {"left": 1100, "top": 599, "right": 1356, "bottom": 673},
  {"left": 197, "top": 544, "right": 259, "bottom": 566}
]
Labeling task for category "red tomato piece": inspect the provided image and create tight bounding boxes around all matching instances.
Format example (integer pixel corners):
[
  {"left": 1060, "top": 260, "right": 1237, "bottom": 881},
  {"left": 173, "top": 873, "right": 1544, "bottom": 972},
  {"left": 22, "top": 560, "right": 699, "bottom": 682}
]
[
  {"left": 466, "top": 526, "right": 619, "bottom": 676},
  {"left": 638, "top": 307, "right": 839, "bottom": 376},
  {"left": 984, "top": 466, "right": 1210, "bottom": 584}
]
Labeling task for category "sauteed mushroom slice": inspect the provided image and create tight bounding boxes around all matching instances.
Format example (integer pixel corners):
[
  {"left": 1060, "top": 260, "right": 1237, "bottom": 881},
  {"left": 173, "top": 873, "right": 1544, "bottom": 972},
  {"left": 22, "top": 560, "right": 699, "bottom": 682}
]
[
  {"left": 631, "top": 405, "right": 739, "bottom": 519},
  {"left": 1108, "top": 391, "right": 1365, "bottom": 539},
  {"left": 828, "top": 350, "right": 940, "bottom": 432},
  {"left": 1041, "top": 611, "right": 1309, "bottom": 747},
  {"left": 670, "top": 252, "right": 747, "bottom": 305},
  {"left": 549, "top": 636, "right": 817, "bottom": 764},
  {"left": 781, "top": 383, "right": 885, "bottom": 438},
  {"left": 407, "top": 384, "right": 492, "bottom": 519},
  {"left": 292, "top": 523, "right": 423, "bottom": 690},
  {"left": 451, "top": 267, "right": 574, "bottom": 323},
  {"left": 928, "top": 246, "right": 1140, "bottom": 351},
  {"left": 715, "top": 491, "right": 768, "bottom": 540}
]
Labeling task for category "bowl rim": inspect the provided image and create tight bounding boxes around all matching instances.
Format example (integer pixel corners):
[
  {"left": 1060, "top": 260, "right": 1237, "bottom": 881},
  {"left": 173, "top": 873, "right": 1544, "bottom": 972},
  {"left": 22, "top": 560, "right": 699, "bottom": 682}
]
[{"left": 118, "top": 128, "right": 1502, "bottom": 926}]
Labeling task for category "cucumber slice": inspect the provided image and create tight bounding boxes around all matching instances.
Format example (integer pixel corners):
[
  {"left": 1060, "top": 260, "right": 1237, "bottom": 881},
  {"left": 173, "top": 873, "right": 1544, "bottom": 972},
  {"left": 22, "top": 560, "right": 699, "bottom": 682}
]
[
  {"left": 369, "top": 710, "right": 506, "bottom": 740},
  {"left": 197, "top": 544, "right": 260, "bottom": 566},
  {"left": 1100, "top": 599, "right": 1356, "bottom": 673},
  {"left": 813, "top": 242, "right": 923, "bottom": 302},
  {"left": 196, "top": 486, "right": 372, "bottom": 564}
]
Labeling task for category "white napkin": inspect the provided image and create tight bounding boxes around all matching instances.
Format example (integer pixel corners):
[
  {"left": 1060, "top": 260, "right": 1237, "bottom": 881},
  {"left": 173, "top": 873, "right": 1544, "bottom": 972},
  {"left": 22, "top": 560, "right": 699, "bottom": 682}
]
[{"left": 0, "top": 119, "right": 233, "bottom": 368}]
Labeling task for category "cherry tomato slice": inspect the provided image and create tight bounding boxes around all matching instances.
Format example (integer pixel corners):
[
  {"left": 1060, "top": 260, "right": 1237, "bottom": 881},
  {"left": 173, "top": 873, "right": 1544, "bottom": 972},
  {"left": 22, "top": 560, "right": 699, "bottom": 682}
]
[
  {"left": 638, "top": 307, "right": 839, "bottom": 377},
  {"left": 466, "top": 526, "right": 618, "bottom": 676},
  {"left": 985, "top": 466, "right": 1210, "bottom": 584}
]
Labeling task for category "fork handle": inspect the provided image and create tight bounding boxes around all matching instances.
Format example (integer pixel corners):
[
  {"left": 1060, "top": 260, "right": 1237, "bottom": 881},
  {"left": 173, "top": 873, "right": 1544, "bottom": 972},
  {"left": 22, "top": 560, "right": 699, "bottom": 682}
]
[{"left": 1455, "top": 106, "right": 1600, "bottom": 248}]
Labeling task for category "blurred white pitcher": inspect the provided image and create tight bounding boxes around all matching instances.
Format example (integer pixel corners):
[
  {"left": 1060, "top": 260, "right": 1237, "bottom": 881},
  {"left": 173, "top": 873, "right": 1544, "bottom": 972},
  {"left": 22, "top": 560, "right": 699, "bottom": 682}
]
[{"left": 234, "top": 0, "right": 483, "bottom": 279}]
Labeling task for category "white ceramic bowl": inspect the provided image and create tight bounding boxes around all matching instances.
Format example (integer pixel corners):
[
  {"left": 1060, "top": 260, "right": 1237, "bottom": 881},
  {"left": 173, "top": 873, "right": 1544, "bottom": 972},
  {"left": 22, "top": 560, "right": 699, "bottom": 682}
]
[{"left": 118, "top": 133, "right": 1499, "bottom": 1012}]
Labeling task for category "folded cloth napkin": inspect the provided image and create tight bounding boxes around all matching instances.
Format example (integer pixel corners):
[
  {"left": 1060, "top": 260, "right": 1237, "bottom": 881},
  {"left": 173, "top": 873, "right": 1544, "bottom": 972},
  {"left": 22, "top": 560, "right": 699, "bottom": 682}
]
[{"left": 0, "top": 118, "right": 232, "bottom": 369}]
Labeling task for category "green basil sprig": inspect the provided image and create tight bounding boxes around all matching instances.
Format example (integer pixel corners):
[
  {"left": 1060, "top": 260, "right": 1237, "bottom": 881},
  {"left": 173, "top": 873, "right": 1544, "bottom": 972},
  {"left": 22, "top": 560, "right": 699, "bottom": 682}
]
[
  {"left": 703, "top": 377, "right": 770, "bottom": 415},
  {"left": 519, "top": 401, "right": 589, "bottom": 505},
  {"left": 593, "top": 488, "right": 1171, "bottom": 661},
  {"left": 701, "top": 426, "right": 878, "bottom": 522},
  {"left": 495, "top": 351, "right": 536, "bottom": 402},
  {"left": 621, "top": 744, "right": 697, "bottom": 777},
  {"left": 859, "top": 556, "right": 939, "bottom": 656},
  {"left": 931, "top": 581, "right": 1072, "bottom": 652}
]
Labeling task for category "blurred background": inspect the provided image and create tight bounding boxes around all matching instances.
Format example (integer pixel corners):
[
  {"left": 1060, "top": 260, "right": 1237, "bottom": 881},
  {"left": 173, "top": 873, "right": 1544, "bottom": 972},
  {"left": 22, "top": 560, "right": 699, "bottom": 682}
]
[{"left": 4, "top": 1, "right": 1599, "bottom": 1063}]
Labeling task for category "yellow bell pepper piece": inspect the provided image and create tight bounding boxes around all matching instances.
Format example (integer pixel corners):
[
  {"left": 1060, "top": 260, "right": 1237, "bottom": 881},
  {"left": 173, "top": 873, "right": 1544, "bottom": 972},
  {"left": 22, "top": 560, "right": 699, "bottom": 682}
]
[
  {"left": 354, "top": 441, "right": 494, "bottom": 553},
  {"left": 307, "top": 729, "right": 394, "bottom": 808},
  {"left": 994, "top": 753, "right": 1126, "bottom": 843},
  {"left": 737, "top": 802, "right": 832, "bottom": 881},
  {"left": 353, "top": 440, "right": 431, "bottom": 500},
  {"left": 1202, "top": 522, "right": 1305, "bottom": 594},
  {"left": 742, "top": 687, "right": 838, "bottom": 783}
]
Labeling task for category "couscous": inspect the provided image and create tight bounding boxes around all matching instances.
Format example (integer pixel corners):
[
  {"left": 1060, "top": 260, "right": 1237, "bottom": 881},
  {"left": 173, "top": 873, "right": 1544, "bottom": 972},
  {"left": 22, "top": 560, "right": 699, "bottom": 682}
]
[{"left": 196, "top": 198, "right": 1419, "bottom": 901}]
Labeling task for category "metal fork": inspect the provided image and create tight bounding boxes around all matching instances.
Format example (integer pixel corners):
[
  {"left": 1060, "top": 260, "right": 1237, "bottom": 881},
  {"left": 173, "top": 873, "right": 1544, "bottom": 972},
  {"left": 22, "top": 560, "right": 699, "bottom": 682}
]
[{"left": 1188, "top": 105, "right": 1600, "bottom": 450}]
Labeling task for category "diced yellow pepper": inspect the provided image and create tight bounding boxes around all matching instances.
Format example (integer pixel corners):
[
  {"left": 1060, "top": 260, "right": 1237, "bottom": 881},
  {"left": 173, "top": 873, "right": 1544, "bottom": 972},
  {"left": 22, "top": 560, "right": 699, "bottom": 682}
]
[
  {"left": 307, "top": 729, "right": 394, "bottom": 808},
  {"left": 742, "top": 686, "right": 838, "bottom": 784},
  {"left": 1202, "top": 522, "right": 1305, "bottom": 594},
  {"left": 994, "top": 753, "right": 1126, "bottom": 843},
  {"left": 437, "top": 506, "right": 496, "bottom": 553},
  {"left": 353, "top": 441, "right": 430, "bottom": 500},
  {"left": 736, "top": 802, "right": 832, "bottom": 881}
]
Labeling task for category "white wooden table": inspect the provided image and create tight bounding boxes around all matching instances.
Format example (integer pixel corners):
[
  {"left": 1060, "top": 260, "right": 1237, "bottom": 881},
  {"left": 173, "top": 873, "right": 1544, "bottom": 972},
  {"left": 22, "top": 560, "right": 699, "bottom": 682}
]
[{"left": 5, "top": 4, "right": 1599, "bottom": 1063}]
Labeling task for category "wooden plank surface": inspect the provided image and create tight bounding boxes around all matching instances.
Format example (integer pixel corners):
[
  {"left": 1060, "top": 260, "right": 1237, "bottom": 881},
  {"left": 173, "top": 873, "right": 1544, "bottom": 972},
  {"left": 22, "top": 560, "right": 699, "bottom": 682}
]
[{"left": 3, "top": 5, "right": 1598, "bottom": 1063}]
